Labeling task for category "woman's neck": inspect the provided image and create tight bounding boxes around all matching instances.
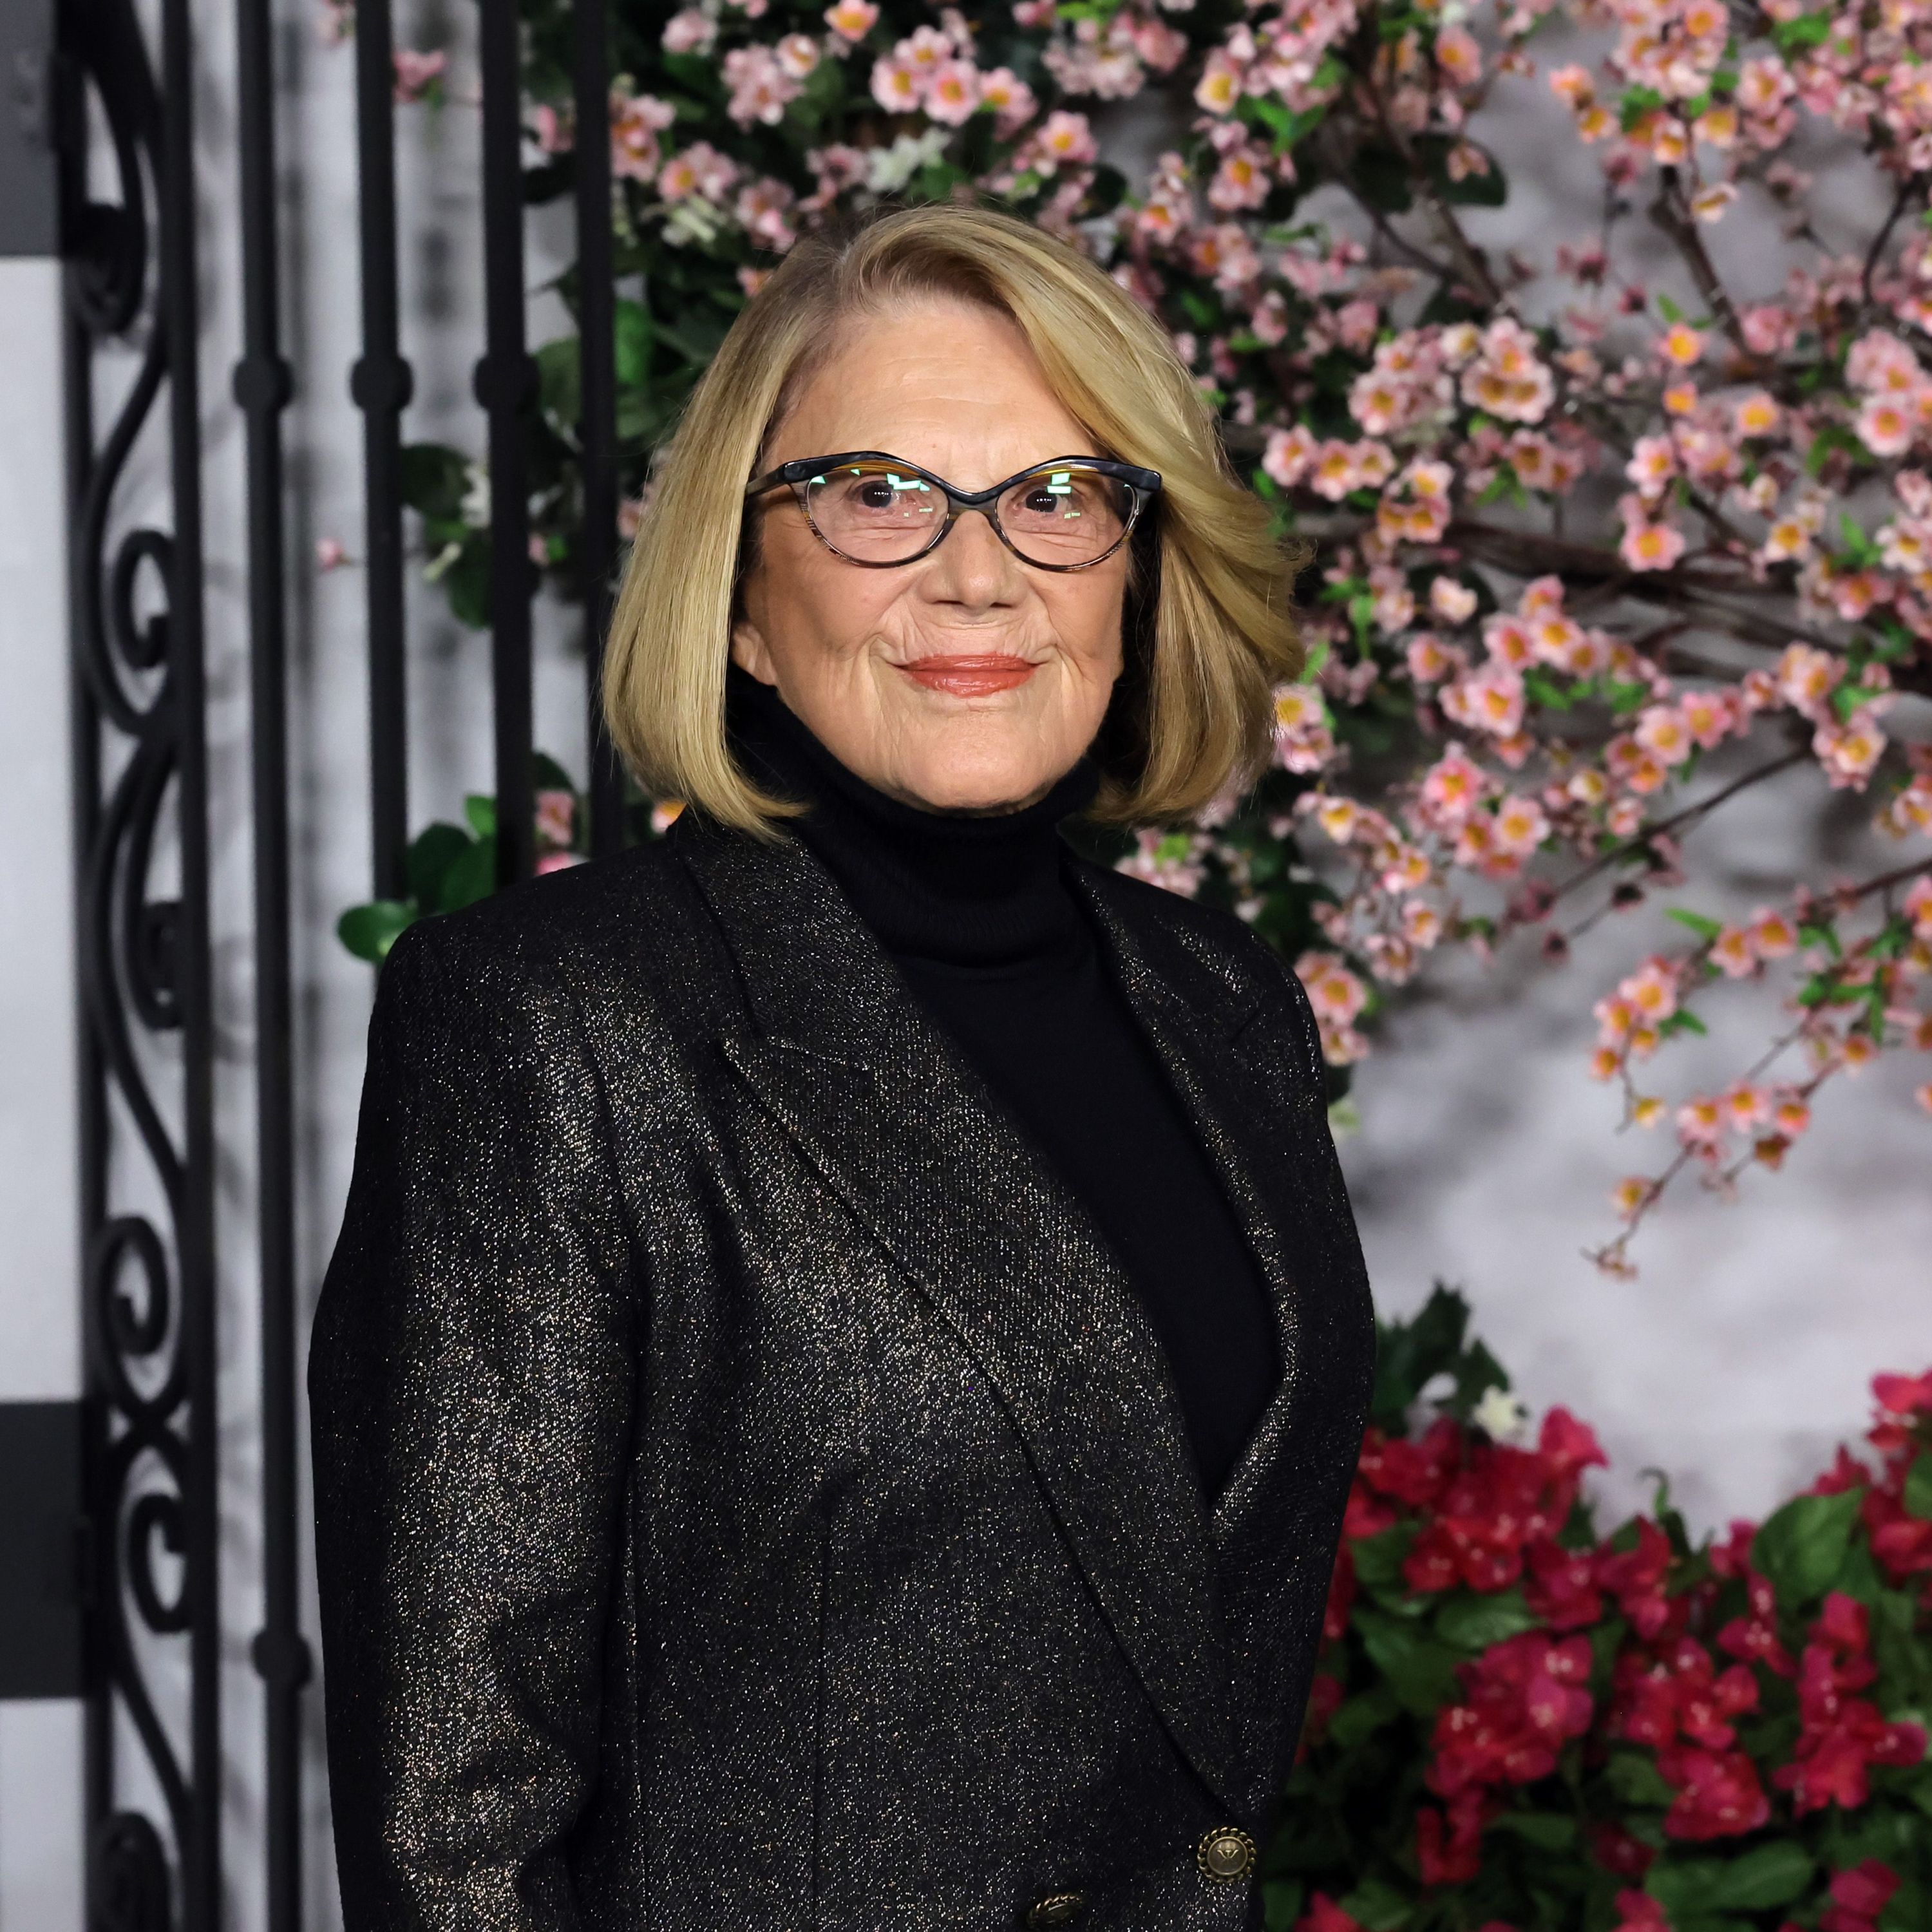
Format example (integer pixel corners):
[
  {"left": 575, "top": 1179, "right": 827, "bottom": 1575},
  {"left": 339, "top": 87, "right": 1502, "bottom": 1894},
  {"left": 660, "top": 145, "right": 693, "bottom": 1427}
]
[{"left": 721, "top": 661, "right": 1101, "bottom": 972}]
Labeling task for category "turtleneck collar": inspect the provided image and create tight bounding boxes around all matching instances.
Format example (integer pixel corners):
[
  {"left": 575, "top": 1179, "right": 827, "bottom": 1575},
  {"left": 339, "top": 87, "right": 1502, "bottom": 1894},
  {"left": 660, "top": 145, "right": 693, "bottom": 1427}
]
[{"left": 722, "top": 659, "right": 1103, "bottom": 974}]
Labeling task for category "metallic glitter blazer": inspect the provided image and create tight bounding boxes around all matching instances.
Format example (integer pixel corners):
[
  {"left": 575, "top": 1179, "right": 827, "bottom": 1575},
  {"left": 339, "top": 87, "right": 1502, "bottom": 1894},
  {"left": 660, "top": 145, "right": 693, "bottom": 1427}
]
[{"left": 309, "top": 804, "right": 1377, "bottom": 1932}]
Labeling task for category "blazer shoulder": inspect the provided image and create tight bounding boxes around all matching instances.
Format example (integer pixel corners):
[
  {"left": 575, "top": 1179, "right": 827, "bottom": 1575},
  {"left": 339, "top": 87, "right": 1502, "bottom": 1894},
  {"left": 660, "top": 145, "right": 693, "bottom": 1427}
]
[
  {"left": 376, "top": 838, "right": 705, "bottom": 1004},
  {"left": 1071, "top": 853, "right": 1295, "bottom": 1005}
]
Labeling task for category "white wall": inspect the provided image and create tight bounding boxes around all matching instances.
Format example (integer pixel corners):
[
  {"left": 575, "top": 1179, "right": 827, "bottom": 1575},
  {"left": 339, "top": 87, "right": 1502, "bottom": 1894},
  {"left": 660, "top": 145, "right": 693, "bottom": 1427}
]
[{"left": 0, "top": 255, "right": 85, "bottom": 1932}]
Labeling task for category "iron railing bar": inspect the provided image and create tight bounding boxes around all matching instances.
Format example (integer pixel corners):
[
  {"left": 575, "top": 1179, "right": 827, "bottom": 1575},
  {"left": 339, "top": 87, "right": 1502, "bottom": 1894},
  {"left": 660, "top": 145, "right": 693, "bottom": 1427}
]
[
  {"left": 572, "top": 0, "right": 621, "bottom": 858},
  {"left": 351, "top": 0, "right": 412, "bottom": 901},
  {"left": 231, "top": 0, "right": 310, "bottom": 1915},
  {"left": 478, "top": 0, "right": 535, "bottom": 887},
  {"left": 156, "top": 0, "right": 220, "bottom": 1911}
]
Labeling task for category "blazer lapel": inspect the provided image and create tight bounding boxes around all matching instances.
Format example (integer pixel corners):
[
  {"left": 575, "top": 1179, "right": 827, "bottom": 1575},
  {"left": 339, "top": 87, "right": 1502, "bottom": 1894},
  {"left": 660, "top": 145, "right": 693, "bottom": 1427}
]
[
  {"left": 1066, "top": 867, "right": 1340, "bottom": 1810},
  {"left": 669, "top": 813, "right": 1253, "bottom": 1820}
]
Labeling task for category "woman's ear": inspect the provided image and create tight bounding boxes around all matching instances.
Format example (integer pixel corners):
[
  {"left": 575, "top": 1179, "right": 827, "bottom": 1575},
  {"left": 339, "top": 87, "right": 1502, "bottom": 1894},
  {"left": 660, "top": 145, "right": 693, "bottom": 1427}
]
[{"left": 729, "top": 616, "right": 777, "bottom": 685}]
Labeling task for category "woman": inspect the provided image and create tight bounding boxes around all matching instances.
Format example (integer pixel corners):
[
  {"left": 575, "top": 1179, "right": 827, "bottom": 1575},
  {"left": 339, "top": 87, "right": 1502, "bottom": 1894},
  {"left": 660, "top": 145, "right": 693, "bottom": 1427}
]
[{"left": 310, "top": 200, "right": 1376, "bottom": 1932}]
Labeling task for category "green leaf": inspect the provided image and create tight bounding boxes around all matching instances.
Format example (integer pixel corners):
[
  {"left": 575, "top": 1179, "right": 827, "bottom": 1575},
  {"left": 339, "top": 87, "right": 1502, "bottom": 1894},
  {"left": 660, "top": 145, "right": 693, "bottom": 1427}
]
[
  {"left": 1606, "top": 1748, "right": 1676, "bottom": 1807},
  {"left": 1354, "top": 1605, "right": 1463, "bottom": 1713},
  {"left": 440, "top": 534, "right": 491, "bottom": 629},
  {"left": 437, "top": 835, "right": 498, "bottom": 913},
  {"left": 337, "top": 899, "right": 417, "bottom": 964},
  {"left": 535, "top": 336, "right": 580, "bottom": 430},
  {"left": 1619, "top": 84, "right": 1664, "bottom": 131},
  {"left": 1351, "top": 1522, "right": 1419, "bottom": 1604},
  {"left": 406, "top": 822, "right": 475, "bottom": 906},
  {"left": 1489, "top": 1811, "right": 1578, "bottom": 1850},
  {"left": 1714, "top": 1843, "right": 1814, "bottom": 1908},
  {"left": 1336, "top": 1876, "right": 1413, "bottom": 1931},
  {"left": 464, "top": 793, "right": 498, "bottom": 840},
  {"left": 1447, "top": 1339, "right": 1510, "bottom": 1420},
  {"left": 398, "top": 443, "right": 472, "bottom": 521},
  {"left": 1435, "top": 1587, "right": 1541, "bottom": 1651},
  {"left": 1352, "top": 142, "right": 1414, "bottom": 214},
  {"left": 1657, "top": 1009, "right": 1709, "bottom": 1037},
  {"left": 1753, "top": 1487, "right": 1864, "bottom": 1606},
  {"left": 1651, "top": 1844, "right": 1813, "bottom": 1915},
  {"left": 614, "top": 298, "right": 652, "bottom": 390},
  {"left": 1262, "top": 1878, "right": 1305, "bottom": 1932},
  {"left": 1370, "top": 1283, "right": 1470, "bottom": 1426},
  {"left": 1665, "top": 908, "right": 1724, "bottom": 940},
  {"left": 1772, "top": 10, "right": 1832, "bottom": 50},
  {"left": 1905, "top": 1451, "right": 1932, "bottom": 1521},
  {"left": 1327, "top": 1682, "right": 1404, "bottom": 1750}
]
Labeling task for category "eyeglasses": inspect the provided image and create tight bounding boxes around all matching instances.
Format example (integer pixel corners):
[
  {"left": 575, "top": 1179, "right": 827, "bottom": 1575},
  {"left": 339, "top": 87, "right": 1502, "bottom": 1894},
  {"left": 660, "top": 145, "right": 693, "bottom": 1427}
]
[{"left": 743, "top": 450, "right": 1162, "bottom": 572}]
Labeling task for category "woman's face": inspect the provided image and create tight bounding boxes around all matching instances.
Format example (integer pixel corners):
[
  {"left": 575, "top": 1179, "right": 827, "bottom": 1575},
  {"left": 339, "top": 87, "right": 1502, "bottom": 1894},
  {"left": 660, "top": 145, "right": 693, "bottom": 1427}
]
[{"left": 730, "top": 299, "right": 1131, "bottom": 813}]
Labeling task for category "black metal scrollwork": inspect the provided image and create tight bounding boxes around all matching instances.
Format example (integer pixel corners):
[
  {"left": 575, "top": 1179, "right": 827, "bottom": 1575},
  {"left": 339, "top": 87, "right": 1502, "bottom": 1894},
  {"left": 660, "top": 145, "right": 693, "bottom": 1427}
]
[{"left": 64, "top": 0, "right": 219, "bottom": 1915}]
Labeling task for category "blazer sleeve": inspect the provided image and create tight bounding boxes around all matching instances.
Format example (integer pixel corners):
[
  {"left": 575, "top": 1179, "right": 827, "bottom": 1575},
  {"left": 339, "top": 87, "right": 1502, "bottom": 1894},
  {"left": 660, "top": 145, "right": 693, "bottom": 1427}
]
[{"left": 308, "top": 914, "right": 639, "bottom": 1932}]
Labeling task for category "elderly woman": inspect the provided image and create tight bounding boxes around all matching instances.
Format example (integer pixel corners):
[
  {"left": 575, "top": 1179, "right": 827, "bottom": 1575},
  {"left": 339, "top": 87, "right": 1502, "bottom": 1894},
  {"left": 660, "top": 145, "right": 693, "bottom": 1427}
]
[{"left": 310, "top": 200, "right": 1375, "bottom": 1932}]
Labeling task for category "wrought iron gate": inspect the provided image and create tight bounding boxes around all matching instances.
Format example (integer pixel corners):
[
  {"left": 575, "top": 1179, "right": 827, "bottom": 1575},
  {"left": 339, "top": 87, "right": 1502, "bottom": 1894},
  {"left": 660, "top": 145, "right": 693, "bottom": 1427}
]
[{"left": 61, "top": 0, "right": 628, "bottom": 1916}]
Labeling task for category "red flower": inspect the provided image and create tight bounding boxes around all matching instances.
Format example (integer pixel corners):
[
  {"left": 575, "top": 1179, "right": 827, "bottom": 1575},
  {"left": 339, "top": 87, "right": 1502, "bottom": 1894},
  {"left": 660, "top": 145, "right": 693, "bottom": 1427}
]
[
  {"left": 1715, "top": 1615, "right": 1795, "bottom": 1677},
  {"left": 1770, "top": 1591, "right": 1926, "bottom": 1812},
  {"left": 1524, "top": 1537, "right": 1602, "bottom": 1629},
  {"left": 1428, "top": 1633, "right": 1594, "bottom": 1797},
  {"left": 1539, "top": 1406, "right": 1607, "bottom": 1475},
  {"left": 1596, "top": 1518, "right": 1675, "bottom": 1638},
  {"left": 1654, "top": 1743, "right": 1770, "bottom": 1839},
  {"left": 1772, "top": 1703, "right": 1926, "bottom": 1812},
  {"left": 1296, "top": 1893, "right": 1365, "bottom": 1932},
  {"left": 1865, "top": 1485, "right": 1932, "bottom": 1586},
  {"left": 1821, "top": 1859, "right": 1901, "bottom": 1932},
  {"left": 1416, "top": 1788, "right": 1490, "bottom": 1886},
  {"left": 1343, "top": 1475, "right": 1399, "bottom": 1542},
  {"left": 1707, "top": 1517, "right": 1759, "bottom": 1578},
  {"left": 1323, "top": 1548, "right": 1357, "bottom": 1643},
  {"left": 1358, "top": 1417, "right": 1459, "bottom": 1508},
  {"left": 1812, "top": 1444, "right": 1872, "bottom": 1495},
  {"left": 1611, "top": 1892, "right": 1669, "bottom": 1931},
  {"left": 1589, "top": 1823, "right": 1654, "bottom": 1879},
  {"left": 1871, "top": 1370, "right": 1932, "bottom": 1418}
]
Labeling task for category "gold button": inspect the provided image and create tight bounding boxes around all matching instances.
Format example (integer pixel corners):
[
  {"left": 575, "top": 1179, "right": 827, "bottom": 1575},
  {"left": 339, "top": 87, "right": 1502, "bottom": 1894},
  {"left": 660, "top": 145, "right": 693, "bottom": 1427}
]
[
  {"left": 1196, "top": 1825, "right": 1256, "bottom": 1883},
  {"left": 1025, "top": 1891, "right": 1087, "bottom": 1927}
]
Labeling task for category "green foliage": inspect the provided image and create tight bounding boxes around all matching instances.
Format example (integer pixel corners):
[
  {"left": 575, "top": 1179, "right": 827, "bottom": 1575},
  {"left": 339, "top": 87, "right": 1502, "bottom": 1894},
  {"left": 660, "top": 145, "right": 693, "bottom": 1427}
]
[
  {"left": 335, "top": 753, "right": 656, "bottom": 963},
  {"left": 1269, "top": 1297, "right": 1932, "bottom": 1932},
  {"left": 1368, "top": 1282, "right": 1510, "bottom": 1431}
]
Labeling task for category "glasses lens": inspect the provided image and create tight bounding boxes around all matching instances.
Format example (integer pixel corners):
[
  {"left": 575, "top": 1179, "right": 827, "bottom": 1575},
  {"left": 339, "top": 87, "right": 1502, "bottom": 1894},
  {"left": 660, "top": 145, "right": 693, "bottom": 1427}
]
[
  {"left": 802, "top": 460, "right": 1136, "bottom": 565},
  {"left": 998, "top": 465, "right": 1133, "bottom": 565},
  {"left": 804, "top": 462, "right": 945, "bottom": 561}
]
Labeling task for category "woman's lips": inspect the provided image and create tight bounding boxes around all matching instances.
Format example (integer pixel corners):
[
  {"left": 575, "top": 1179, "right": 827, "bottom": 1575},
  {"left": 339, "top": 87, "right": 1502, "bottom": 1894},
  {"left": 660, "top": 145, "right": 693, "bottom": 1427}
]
[{"left": 900, "top": 654, "right": 1038, "bottom": 697}]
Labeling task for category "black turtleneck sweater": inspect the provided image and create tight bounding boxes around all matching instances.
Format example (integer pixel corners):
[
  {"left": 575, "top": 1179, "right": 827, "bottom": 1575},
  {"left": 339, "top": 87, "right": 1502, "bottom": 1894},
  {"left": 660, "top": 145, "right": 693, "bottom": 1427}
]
[{"left": 723, "top": 663, "right": 1280, "bottom": 1506}]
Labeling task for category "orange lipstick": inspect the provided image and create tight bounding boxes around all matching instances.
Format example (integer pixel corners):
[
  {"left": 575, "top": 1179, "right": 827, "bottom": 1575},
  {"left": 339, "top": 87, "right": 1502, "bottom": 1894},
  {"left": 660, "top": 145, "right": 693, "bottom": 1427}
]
[{"left": 901, "top": 654, "right": 1037, "bottom": 698}]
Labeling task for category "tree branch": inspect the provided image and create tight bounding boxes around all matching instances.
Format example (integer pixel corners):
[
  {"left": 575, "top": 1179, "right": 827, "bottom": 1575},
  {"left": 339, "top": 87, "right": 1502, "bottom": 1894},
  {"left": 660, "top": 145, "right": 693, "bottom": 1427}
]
[
  {"left": 1649, "top": 168, "right": 1753, "bottom": 359},
  {"left": 1548, "top": 747, "right": 1812, "bottom": 910},
  {"left": 1862, "top": 172, "right": 1926, "bottom": 313}
]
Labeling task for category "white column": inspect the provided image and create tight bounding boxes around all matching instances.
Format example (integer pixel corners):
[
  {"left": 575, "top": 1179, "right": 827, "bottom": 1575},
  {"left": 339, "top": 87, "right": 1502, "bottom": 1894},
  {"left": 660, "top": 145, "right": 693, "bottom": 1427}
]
[{"left": 0, "top": 252, "right": 84, "bottom": 1932}]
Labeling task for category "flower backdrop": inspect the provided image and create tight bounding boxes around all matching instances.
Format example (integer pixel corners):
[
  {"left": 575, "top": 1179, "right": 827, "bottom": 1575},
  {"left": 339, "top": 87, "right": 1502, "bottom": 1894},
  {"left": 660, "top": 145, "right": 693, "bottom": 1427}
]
[{"left": 332, "top": 0, "right": 1932, "bottom": 1276}]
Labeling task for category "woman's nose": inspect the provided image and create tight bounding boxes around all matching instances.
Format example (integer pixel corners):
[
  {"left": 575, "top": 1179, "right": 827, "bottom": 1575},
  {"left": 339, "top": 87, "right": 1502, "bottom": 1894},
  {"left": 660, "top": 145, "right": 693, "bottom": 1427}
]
[{"left": 924, "top": 504, "right": 1025, "bottom": 595}]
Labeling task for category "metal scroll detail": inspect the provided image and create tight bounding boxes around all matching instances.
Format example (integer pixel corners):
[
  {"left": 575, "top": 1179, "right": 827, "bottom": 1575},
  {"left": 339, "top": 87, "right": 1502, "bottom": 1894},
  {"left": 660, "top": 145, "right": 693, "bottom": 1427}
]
[{"left": 65, "top": 0, "right": 220, "bottom": 1917}]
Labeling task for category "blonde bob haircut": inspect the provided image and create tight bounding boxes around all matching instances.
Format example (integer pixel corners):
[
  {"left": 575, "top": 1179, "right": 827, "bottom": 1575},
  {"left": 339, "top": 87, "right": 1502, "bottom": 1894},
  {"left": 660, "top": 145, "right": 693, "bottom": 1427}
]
[{"left": 602, "top": 197, "right": 1311, "bottom": 839}]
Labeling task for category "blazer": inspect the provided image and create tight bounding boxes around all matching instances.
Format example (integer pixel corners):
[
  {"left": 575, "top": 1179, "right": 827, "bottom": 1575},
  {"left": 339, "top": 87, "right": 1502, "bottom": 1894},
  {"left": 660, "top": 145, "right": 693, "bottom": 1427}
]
[{"left": 308, "top": 802, "right": 1377, "bottom": 1932}]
